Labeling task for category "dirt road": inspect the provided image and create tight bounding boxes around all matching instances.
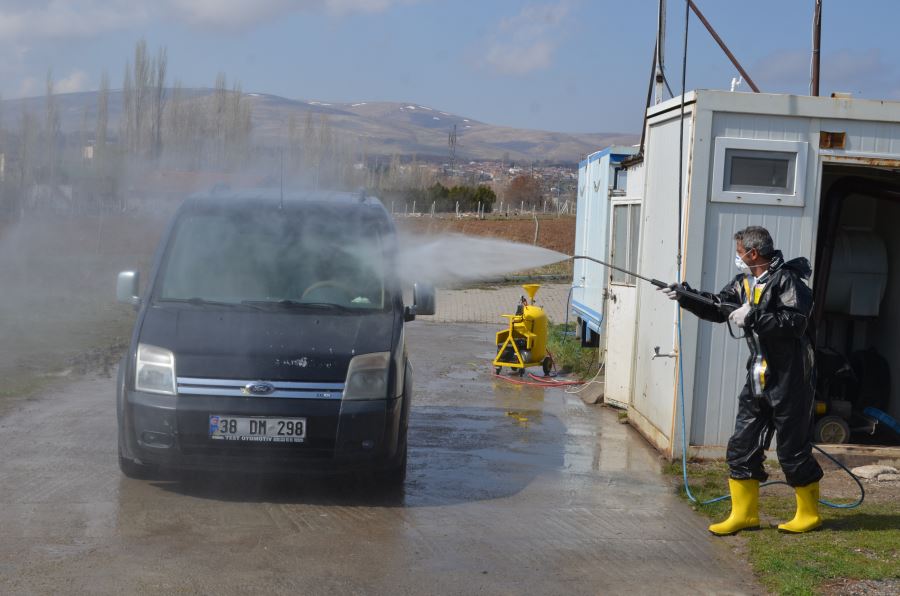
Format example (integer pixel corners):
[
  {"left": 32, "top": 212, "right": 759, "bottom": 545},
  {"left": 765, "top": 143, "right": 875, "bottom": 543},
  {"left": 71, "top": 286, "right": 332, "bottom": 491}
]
[{"left": 0, "top": 323, "right": 759, "bottom": 595}]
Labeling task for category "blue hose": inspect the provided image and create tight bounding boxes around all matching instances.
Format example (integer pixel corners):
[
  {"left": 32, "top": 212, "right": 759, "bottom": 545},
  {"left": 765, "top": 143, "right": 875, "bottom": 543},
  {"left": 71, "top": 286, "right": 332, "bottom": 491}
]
[{"left": 675, "top": 307, "right": 865, "bottom": 509}]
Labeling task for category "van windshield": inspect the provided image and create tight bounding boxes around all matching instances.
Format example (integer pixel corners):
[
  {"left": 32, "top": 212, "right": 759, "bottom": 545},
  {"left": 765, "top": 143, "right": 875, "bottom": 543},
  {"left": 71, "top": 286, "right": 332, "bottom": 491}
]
[{"left": 156, "top": 209, "right": 389, "bottom": 310}]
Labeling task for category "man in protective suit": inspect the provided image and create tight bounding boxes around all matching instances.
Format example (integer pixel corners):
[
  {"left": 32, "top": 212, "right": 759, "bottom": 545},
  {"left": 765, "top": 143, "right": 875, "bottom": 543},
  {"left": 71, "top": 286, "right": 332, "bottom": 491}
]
[{"left": 663, "top": 226, "right": 824, "bottom": 534}]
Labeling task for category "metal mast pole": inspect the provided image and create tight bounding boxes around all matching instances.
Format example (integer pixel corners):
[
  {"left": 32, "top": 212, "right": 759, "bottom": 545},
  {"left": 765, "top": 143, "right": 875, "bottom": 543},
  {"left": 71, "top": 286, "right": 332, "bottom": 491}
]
[
  {"left": 655, "top": 0, "right": 667, "bottom": 104},
  {"left": 811, "top": 0, "right": 822, "bottom": 96}
]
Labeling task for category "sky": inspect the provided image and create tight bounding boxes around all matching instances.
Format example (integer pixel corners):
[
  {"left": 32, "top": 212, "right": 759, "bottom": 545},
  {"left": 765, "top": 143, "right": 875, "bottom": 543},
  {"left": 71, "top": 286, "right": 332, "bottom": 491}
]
[{"left": 0, "top": 0, "right": 898, "bottom": 134}]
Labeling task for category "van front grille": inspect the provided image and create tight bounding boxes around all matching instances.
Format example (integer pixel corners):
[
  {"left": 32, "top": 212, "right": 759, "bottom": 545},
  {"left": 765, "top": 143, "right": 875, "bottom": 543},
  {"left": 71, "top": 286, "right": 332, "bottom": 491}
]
[{"left": 176, "top": 377, "right": 344, "bottom": 400}]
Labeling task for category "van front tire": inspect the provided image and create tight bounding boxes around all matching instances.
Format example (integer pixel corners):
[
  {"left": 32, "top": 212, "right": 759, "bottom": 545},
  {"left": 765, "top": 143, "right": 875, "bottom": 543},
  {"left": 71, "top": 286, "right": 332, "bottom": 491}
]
[{"left": 376, "top": 442, "right": 407, "bottom": 488}]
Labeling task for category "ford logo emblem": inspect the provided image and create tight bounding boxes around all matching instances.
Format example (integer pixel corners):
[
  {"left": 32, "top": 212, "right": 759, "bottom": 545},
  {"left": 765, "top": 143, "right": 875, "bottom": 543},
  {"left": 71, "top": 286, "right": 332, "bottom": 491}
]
[{"left": 242, "top": 382, "right": 276, "bottom": 396}]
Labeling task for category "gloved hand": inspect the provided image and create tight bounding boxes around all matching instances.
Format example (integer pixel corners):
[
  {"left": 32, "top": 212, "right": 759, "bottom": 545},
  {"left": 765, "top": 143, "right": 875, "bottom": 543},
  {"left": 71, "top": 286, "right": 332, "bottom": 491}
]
[
  {"left": 659, "top": 281, "right": 692, "bottom": 301},
  {"left": 729, "top": 303, "right": 752, "bottom": 328},
  {"left": 662, "top": 283, "right": 680, "bottom": 300}
]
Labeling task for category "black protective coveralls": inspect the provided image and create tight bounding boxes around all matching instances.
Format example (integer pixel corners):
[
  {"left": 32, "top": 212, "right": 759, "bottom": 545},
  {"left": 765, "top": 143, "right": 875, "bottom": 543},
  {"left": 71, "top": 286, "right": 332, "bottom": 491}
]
[{"left": 678, "top": 251, "right": 824, "bottom": 487}]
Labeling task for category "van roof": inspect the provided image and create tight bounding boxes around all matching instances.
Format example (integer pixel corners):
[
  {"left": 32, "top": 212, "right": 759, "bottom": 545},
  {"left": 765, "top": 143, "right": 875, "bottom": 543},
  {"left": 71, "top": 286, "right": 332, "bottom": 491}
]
[{"left": 183, "top": 188, "right": 389, "bottom": 214}]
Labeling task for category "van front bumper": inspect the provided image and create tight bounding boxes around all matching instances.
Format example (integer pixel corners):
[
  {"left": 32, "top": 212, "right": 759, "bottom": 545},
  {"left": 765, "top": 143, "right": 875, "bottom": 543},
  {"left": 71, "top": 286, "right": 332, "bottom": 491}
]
[{"left": 123, "top": 390, "right": 404, "bottom": 474}]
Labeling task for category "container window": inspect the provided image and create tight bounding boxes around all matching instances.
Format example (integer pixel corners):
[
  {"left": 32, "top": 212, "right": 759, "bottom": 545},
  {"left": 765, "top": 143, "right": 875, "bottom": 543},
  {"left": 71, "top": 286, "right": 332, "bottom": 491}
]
[
  {"left": 629, "top": 205, "right": 641, "bottom": 274},
  {"left": 724, "top": 149, "right": 795, "bottom": 194},
  {"left": 613, "top": 167, "right": 627, "bottom": 191},
  {"left": 712, "top": 137, "right": 807, "bottom": 206},
  {"left": 611, "top": 204, "right": 640, "bottom": 285}
]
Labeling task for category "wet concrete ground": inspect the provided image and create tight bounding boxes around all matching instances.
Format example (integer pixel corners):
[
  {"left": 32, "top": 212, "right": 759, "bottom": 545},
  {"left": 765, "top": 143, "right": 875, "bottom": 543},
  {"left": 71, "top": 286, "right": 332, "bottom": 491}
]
[{"left": 0, "top": 323, "right": 760, "bottom": 595}]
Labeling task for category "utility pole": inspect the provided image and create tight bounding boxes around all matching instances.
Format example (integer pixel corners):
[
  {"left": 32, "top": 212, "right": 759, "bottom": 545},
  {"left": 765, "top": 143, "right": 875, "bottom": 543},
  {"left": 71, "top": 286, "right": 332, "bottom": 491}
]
[
  {"left": 811, "top": 0, "right": 822, "bottom": 96},
  {"left": 655, "top": 0, "right": 666, "bottom": 104}
]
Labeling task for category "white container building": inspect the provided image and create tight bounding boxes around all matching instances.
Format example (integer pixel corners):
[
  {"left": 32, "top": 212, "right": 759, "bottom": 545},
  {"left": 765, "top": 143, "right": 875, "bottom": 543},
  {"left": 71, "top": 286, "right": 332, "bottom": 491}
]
[
  {"left": 572, "top": 147, "right": 637, "bottom": 398},
  {"left": 575, "top": 89, "right": 900, "bottom": 457}
]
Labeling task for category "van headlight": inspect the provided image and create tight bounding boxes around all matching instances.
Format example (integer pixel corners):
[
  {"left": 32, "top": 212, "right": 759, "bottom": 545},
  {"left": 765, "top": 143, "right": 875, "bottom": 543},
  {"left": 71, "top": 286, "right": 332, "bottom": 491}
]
[
  {"left": 135, "top": 344, "right": 177, "bottom": 395},
  {"left": 343, "top": 352, "right": 390, "bottom": 400}
]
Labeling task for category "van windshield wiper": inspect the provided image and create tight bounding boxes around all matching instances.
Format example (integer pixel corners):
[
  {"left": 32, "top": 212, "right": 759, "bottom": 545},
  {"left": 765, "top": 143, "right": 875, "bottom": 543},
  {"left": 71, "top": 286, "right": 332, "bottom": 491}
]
[
  {"left": 241, "top": 299, "right": 352, "bottom": 312},
  {"left": 158, "top": 297, "right": 264, "bottom": 310}
]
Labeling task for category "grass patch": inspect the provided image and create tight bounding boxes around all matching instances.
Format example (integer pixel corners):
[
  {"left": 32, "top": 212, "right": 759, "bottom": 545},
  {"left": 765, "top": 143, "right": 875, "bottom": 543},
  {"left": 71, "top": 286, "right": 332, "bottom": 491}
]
[
  {"left": 666, "top": 460, "right": 900, "bottom": 595},
  {"left": 508, "top": 259, "right": 574, "bottom": 279},
  {"left": 546, "top": 322, "right": 599, "bottom": 379}
]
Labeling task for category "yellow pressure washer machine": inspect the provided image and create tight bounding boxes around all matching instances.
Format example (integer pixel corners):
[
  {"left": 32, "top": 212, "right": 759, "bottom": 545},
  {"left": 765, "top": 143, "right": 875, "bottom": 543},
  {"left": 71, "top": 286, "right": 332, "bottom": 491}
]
[{"left": 493, "top": 284, "right": 553, "bottom": 377}]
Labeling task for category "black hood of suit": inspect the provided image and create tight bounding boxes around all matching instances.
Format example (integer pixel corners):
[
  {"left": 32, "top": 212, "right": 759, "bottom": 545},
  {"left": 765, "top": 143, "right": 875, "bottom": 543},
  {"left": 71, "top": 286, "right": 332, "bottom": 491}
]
[{"left": 767, "top": 250, "right": 812, "bottom": 280}]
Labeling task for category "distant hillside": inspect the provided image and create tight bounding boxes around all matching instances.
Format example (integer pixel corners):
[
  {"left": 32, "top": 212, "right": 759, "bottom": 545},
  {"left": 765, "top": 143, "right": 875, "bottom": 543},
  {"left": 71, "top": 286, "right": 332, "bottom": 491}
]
[{"left": 0, "top": 90, "right": 637, "bottom": 164}]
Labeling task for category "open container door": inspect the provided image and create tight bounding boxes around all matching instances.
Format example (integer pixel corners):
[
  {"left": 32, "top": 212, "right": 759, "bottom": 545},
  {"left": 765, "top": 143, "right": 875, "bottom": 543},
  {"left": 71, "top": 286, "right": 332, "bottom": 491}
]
[{"left": 813, "top": 170, "right": 900, "bottom": 447}]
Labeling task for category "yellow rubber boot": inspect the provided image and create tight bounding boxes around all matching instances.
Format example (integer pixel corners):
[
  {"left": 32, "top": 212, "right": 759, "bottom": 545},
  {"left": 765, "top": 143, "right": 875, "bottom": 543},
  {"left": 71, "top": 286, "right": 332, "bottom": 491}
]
[
  {"left": 708, "top": 478, "right": 760, "bottom": 536},
  {"left": 778, "top": 482, "right": 822, "bottom": 533}
]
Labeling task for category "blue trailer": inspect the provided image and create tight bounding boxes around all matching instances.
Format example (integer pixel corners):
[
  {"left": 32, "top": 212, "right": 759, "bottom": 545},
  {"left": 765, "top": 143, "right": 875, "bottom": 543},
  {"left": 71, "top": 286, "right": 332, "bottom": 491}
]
[{"left": 571, "top": 146, "right": 637, "bottom": 350}]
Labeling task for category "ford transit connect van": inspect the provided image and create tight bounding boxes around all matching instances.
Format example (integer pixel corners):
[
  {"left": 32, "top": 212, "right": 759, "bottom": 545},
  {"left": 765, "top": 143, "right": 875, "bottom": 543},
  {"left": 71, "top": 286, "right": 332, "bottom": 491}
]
[{"left": 115, "top": 190, "right": 434, "bottom": 484}]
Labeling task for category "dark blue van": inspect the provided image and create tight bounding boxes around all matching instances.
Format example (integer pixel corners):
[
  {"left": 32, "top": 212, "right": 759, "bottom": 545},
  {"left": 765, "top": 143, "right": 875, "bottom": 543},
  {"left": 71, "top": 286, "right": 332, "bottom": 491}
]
[{"left": 115, "top": 190, "right": 434, "bottom": 484}]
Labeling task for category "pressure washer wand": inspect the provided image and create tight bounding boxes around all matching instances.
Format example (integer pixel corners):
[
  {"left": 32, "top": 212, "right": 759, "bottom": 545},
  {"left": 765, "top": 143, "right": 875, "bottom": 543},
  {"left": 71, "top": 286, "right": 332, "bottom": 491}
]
[{"left": 571, "top": 255, "right": 740, "bottom": 314}]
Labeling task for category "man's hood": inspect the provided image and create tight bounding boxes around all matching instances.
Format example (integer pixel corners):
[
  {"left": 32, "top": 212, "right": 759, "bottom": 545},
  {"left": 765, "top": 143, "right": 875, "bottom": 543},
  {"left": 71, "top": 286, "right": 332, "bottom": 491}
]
[{"left": 769, "top": 249, "right": 812, "bottom": 280}]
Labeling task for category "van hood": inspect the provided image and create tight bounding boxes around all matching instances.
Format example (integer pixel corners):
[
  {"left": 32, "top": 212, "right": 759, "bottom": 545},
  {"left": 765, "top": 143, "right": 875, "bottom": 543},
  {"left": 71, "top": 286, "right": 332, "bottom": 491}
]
[{"left": 138, "top": 305, "right": 397, "bottom": 382}]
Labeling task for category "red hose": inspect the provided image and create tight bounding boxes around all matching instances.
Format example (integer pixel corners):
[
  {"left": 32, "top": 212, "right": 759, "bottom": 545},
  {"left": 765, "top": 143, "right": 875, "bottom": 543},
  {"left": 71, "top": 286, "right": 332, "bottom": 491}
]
[
  {"left": 527, "top": 372, "right": 584, "bottom": 386},
  {"left": 491, "top": 370, "right": 584, "bottom": 387}
]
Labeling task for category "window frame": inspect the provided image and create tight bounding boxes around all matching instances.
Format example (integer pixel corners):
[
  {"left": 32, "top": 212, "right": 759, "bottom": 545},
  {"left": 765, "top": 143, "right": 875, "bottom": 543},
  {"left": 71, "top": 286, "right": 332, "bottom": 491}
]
[
  {"left": 610, "top": 202, "right": 641, "bottom": 287},
  {"left": 711, "top": 137, "right": 808, "bottom": 207}
]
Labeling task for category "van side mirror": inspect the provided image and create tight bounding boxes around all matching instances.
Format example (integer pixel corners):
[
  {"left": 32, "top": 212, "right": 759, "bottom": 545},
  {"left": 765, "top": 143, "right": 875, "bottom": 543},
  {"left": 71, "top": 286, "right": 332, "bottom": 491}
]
[
  {"left": 404, "top": 305, "right": 416, "bottom": 322},
  {"left": 117, "top": 271, "right": 141, "bottom": 307},
  {"left": 413, "top": 282, "right": 436, "bottom": 316}
]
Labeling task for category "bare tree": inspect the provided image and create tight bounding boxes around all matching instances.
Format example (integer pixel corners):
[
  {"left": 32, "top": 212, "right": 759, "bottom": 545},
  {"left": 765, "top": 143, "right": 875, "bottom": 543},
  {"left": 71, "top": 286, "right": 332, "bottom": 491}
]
[
  {"left": 132, "top": 39, "right": 151, "bottom": 155},
  {"left": 17, "top": 106, "right": 37, "bottom": 210},
  {"left": 287, "top": 114, "right": 299, "bottom": 167},
  {"left": 122, "top": 63, "right": 133, "bottom": 151},
  {"left": 80, "top": 105, "right": 90, "bottom": 164},
  {"left": 164, "top": 80, "right": 183, "bottom": 165},
  {"left": 505, "top": 174, "right": 543, "bottom": 210},
  {"left": 44, "top": 69, "right": 61, "bottom": 183},
  {"left": 213, "top": 72, "right": 227, "bottom": 167},
  {"left": 151, "top": 46, "right": 167, "bottom": 159},
  {"left": 96, "top": 71, "right": 109, "bottom": 160},
  {"left": 302, "top": 111, "right": 315, "bottom": 179}
]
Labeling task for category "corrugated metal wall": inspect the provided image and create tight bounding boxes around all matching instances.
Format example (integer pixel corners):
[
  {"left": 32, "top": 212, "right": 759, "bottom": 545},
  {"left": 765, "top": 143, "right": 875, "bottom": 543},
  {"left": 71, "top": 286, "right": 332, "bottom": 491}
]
[
  {"left": 690, "top": 112, "right": 900, "bottom": 446},
  {"left": 690, "top": 112, "right": 817, "bottom": 445}
]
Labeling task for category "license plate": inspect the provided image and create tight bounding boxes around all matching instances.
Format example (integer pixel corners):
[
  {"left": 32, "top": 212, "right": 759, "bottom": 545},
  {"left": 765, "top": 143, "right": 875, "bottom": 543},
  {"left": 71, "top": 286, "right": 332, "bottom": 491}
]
[{"left": 209, "top": 415, "right": 306, "bottom": 443}]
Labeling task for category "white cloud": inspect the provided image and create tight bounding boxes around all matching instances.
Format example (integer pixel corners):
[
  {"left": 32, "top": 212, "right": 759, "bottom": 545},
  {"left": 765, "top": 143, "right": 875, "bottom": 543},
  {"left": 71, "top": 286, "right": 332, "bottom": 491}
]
[
  {"left": 479, "top": 2, "right": 571, "bottom": 76},
  {"left": 0, "top": 0, "right": 415, "bottom": 99},
  {"left": 17, "top": 76, "right": 39, "bottom": 98},
  {"left": 164, "top": 0, "right": 295, "bottom": 28},
  {"left": 56, "top": 70, "right": 89, "bottom": 93},
  {"left": 0, "top": 1, "right": 151, "bottom": 40},
  {"left": 0, "top": 0, "right": 413, "bottom": 38},
  {"left": 164, "top": 0, "right": 412, "bottom": 28},
  {"left": 753, "top": 48, "right": 898, "bottom": 98},
  {"left": 324, "top": 0, "right": 409, "bottom": 16}
]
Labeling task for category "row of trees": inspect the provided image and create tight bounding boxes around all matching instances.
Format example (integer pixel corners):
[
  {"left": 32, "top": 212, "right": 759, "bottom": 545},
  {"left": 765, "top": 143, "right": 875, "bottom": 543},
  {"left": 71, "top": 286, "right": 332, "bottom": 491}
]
[{"left": 381, "top": 182, "right": 497, "bottom": 213}]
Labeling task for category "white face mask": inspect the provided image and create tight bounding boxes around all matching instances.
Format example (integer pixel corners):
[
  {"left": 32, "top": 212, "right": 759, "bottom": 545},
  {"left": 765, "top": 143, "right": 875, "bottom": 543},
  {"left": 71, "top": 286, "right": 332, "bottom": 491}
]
[{"left": 735, "top": 253, "right": 751, "bottom": 273}]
